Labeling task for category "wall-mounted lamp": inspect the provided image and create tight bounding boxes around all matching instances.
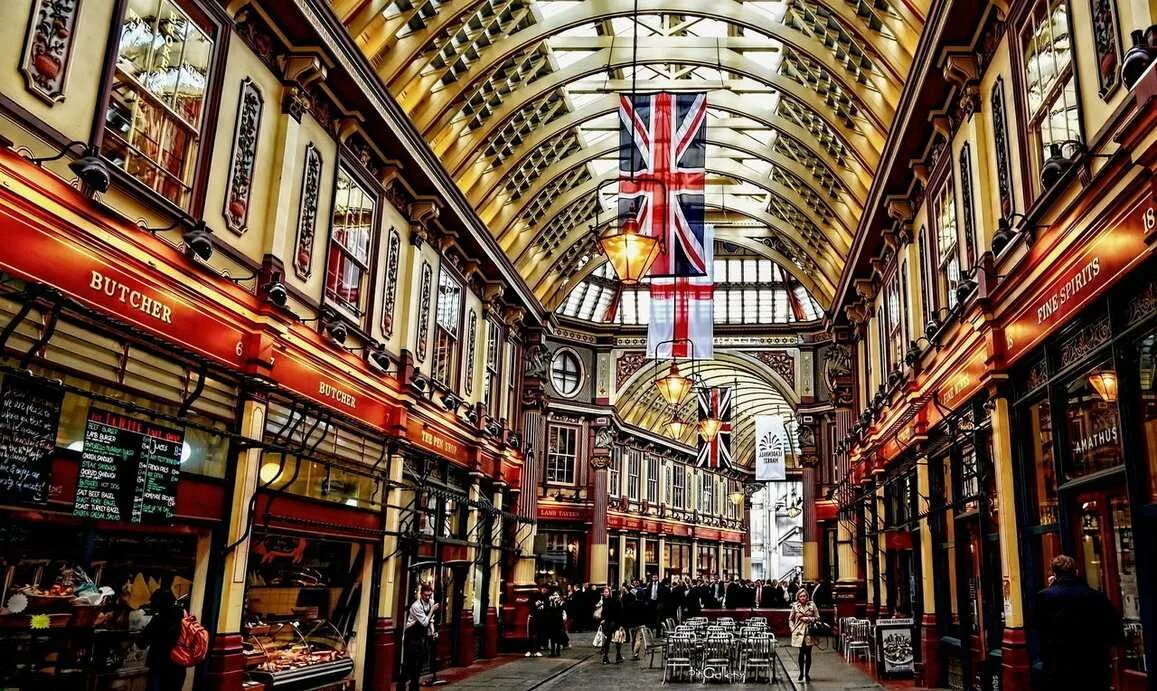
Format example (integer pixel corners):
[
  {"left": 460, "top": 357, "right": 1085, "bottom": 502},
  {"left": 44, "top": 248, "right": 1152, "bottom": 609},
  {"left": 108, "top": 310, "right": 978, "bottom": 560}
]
[
  {"left": 1122, "top": 28, "right": 1156, "bottom": 89},
  {"left": 26, "top": 140, "right": 110, "bottom": 194}
]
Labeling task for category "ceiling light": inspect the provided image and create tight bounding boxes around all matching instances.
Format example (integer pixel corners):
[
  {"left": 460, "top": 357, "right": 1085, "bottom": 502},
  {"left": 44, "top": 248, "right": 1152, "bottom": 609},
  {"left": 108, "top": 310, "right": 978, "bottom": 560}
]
[{"left": 654, "top": 362, "right": 693, "bottom": 406}]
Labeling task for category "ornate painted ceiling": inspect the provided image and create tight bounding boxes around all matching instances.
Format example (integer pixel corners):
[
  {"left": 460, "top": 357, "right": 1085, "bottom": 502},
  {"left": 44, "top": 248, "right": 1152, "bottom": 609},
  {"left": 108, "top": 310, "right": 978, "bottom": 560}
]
[{"left": 330, "top": 0, "right": 925, "bottom": 457}]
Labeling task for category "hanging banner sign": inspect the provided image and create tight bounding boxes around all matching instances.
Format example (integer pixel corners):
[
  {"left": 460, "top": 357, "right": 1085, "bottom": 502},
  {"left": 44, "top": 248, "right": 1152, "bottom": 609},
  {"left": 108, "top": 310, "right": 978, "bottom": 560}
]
[
  {"left": 755, "top": 415, "right": 786, "bottom": 481},
  {"left": 0, "top": 374, "right": 64, "bottom": 504},
  {"left": 74, "top": 409, "right": 183, "bottom": 524}
]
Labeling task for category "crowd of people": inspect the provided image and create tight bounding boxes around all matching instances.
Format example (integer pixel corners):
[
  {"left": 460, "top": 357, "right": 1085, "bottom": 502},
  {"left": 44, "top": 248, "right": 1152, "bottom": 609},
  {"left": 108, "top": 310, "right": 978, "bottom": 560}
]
[{"left": 524, "top": 574, "right": 834, "bottom": 665}]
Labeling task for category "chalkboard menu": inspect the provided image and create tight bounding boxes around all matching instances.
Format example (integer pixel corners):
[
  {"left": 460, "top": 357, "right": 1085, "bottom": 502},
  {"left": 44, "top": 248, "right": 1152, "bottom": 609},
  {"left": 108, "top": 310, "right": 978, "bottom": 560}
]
[
  {"left": 0, "top": 374, "right": 65, "bottom": 504},
  {"left": 74, "top": 409, "right": 183, "bottom": 523}
]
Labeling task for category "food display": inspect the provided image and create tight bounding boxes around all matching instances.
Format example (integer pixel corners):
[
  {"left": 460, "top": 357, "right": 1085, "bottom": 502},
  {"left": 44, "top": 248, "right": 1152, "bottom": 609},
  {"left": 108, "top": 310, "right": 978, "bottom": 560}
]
[{"left": 243, "top": 619, "right": 353, "bottom": 690}]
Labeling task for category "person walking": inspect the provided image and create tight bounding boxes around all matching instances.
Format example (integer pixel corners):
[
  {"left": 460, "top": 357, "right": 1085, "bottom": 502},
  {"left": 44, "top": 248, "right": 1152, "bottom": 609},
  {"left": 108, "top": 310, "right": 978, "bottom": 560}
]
[
  {"left": 399, "top": 583, "right": 439, "bottom": 691},
  {"left": 142, "top": 584, "right": 187, "bottom": 691},
  {"left": 789, "top": 588, "right": 820, "bottom": 683},
  {"left": 598, "top": 587, "right": 625, "bottom": 664},
  {"left": 1034, "top": 555, "right": 1122, "bottom": 691}
]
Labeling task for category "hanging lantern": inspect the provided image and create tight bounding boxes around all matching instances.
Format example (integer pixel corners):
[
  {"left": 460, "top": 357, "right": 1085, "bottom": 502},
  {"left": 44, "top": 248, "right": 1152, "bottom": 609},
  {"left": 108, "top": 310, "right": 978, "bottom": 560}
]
[
  {"left": 598, "top": 224, "right": 661, "bottom": 284},
  {"left": 655, "top": 362, "right": 694, "bottom": 406},
  {"left": 667, "top": 416, "right": 692, "bottom": 439},
  {"left": 1087, "top": 370, "right": 1119, "bottom": 403},
  {"left": 699, "top": 415, "right": 723, "bottom": 442}
]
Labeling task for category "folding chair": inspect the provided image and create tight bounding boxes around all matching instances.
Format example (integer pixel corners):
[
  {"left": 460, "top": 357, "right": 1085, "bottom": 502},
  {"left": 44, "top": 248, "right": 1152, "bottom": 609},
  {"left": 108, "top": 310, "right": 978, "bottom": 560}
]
[
  {"left": 662, "top": 634, "right": 695, "bottom": 684},
  {"left": 701, "top": 635, "right": 733, "bottom": 684},
  {"left": 740, "top": 634, "right": 774, "bottom": 683}
]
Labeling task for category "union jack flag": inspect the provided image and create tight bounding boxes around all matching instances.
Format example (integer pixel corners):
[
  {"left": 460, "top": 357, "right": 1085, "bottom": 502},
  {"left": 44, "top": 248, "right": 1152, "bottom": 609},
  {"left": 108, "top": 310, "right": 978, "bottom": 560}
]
[
  {"left": 619, "top": 92, "right": 707, "bottom": 277},
  {"left": 697, "top": 386, "right": 732, "bottom": 470}
]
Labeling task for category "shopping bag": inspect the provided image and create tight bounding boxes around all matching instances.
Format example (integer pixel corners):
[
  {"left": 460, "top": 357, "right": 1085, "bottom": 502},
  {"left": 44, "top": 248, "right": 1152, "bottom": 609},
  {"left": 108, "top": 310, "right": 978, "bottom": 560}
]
[{"left": 592, "top": 628, "right": 606, "bottom": 648}]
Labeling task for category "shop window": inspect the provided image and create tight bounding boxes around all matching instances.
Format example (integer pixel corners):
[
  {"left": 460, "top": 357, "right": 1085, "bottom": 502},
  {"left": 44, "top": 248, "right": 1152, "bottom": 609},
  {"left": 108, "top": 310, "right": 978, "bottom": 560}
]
[
  {"left": 1133, "top": 331, "right": 1157, "bottom": 501},
  {"left": 623, "top": 538, "right": 638, "bottom": 580},
  {"left": 244, "top": 532, "right": 362, "bottom": 685},
  {"left": 482, "top": 319, "right": 502, "bottom": 416},
  {"left": 1026, "top": 397, "right": 1059, "bottom": 525},
  {"left": 672, "top": 464, "right": 686, "bottom": 508},
  {"left": 325, "top": 168, "right": 376, "bottom": 316},
  {"left": 932, "top": 180, "right": 961, "bottom": 310},
  {"left": 431, "top": 268, "right": 462, "bottom": 388},
  {"left": 1062, "top": 361, "right": 1124, "bottom": 481},
  {"left": 1021, "top": 0, "right": 1081, "bottom": 192},
  {"left": 646, "top": 455, "right": 659, "bottom": 503},
  {"left": 549, "top": 349, "right": 582, "bottom": 397},
  {"left": 0, "top": 523, "right": 201, "bottom": 687},
  {"left": 102, "top": 0, "right": 214, "bottom": 208},
  {"left": 644, "top": 539, "right": 658, "bottom": 577},
  {"left": 627, "top": 449, "right": 641, "bottom": 499},
  {"left": 545, "top": 425, "right": 578, "bottom": 485},
  {"left": 257, "top": 453, "right": 382, "bottom": 511}
]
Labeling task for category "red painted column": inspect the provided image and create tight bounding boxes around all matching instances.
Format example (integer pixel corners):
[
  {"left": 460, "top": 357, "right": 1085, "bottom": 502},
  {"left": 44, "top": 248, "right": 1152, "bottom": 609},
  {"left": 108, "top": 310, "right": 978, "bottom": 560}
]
[
  {"left": 369, "top": 617, "right": 398, "bottom": 690},
  {"left": 918, "top": 613, "right": 942, "bottom": 688},
  {"left": 457, "top": 610, "right": 476, "bottom": 667},
  {"left": 1000, "top": 627, "right": 1032, "bottom": 689},
  {"left": 482, "top": 606, "right": 500, "bottom": 659},
  {"left": 204, "top": 632, "right": 245, "bottom": 691}
]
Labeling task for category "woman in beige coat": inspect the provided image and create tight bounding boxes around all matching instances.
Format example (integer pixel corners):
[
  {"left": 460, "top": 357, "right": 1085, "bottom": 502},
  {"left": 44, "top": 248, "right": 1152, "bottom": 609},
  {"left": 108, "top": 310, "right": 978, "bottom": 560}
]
[{"left": 788, "top": 588, "right": 820, "bottom": 683}]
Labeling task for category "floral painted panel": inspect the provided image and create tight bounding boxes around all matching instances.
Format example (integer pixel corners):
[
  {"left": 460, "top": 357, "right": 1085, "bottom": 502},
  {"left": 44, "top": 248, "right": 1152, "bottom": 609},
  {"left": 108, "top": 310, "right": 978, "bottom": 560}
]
[
  {"left": 382, "top": 228, "right": 401, "bottom": 337},
  {"left": 224, "top": 78, "right": 264, "bottom": 234},
  {"left": 21, "top": 0, "right": 82, "bottom": 103},
  {"left": 293, "top": 143, "right": 322, "bottom": 279}
]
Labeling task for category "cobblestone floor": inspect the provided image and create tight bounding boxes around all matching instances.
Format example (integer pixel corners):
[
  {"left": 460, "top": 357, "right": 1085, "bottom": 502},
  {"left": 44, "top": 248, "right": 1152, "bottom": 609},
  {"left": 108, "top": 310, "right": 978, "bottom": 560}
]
[{"left": 433, "top": 639, "right": 903, "bottom": 691}]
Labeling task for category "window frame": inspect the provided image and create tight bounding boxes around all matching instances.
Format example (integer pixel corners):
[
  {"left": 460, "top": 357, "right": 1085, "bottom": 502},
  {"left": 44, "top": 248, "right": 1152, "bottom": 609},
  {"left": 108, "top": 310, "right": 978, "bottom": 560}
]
[
  {"left": 930, "top": 169, "right": 962, "bottom": 311},
  {"left": 431, "top": 265, "right": 464, "bottom": 389},
  {"left": 627, "top": 448, "right": 641, "bottom": 500},
  {"left": 671, "top": 464, "right": 686, "bottom": 508},
  {"left": 95, "top": 0, "right": 227, "bottom": 214},
  {"left": 324, "top": 162, "right": 380, "bottom": 324},
  {"left": 545, "top": 424, "right": 579, "bottom": 486},
  {"left": 549, "top": 348, "right": 584, "bottom": 398},
  {"left": 482, "top": 319, "right": 504, "bottom": 417},
  {"left": 646, "top": 455, "right": 659, "bottom": 503},
  {"left": 1015, "top": 0, "right": 1086, "bottom": 200}
]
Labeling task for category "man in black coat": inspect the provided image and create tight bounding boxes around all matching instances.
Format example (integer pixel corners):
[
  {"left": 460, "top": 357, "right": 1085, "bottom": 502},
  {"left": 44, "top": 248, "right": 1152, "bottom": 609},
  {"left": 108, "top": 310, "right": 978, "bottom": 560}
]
[{"left": 1033, "top": 555, "right": 1121, "bottom": 691}]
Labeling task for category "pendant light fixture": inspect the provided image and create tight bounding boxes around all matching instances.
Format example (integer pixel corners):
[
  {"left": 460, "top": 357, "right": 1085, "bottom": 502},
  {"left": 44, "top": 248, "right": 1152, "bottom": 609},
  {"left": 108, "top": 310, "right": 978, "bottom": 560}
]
[
  {"left": 666, "top": 415, "right": 692, "bottom": 439},
  {"left": 655, "top": 361, "right": 694, "bottom": 406},
  {"left": 1087, "top": 369, "right": 1119, "bottom": 403},
  {"left": 597, "top": 0, "right": 662, "bottom": 284}
]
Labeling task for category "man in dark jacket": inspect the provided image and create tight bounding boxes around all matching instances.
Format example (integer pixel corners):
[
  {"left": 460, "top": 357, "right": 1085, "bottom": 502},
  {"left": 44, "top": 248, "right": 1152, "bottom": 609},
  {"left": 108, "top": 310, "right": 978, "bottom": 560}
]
[
  {"left": 143, "top": 586, "right": 187, "bottom": 691},
  {"left": 1034, "top": 555, "right": 1121, "bottom": 691}
]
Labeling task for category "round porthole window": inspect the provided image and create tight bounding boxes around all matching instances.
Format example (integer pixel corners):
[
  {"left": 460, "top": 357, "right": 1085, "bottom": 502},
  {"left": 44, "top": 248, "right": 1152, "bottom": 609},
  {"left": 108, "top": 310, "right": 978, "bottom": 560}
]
[{"left": 550, "top": 349, "right": 583, "bottom": 397}]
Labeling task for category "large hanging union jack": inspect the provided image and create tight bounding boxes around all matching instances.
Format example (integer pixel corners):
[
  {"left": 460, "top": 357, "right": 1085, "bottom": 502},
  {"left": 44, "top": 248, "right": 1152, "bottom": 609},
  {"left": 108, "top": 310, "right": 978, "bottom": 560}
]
[
  {"left": 697, "top": 386, "right": 733, "bottom": 470},
  {"left": 618, "top": 92, "right": 707, "bottom": 277}
]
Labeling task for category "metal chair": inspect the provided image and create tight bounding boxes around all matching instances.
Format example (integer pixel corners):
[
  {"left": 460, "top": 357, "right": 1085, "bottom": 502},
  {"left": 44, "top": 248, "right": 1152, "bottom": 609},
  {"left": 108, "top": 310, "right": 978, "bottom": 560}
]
[
  {"left": 701, "top": 635, "right": 733, "bottom": 683},
  {"left": 740, "top": 634, "right": 774, "bottom": 683},
  {"left": 662, "top": 635, "right": 696, "bottom": 685},
  {"left": 844, "top": 620, "right": 873, "bottom": 667}
]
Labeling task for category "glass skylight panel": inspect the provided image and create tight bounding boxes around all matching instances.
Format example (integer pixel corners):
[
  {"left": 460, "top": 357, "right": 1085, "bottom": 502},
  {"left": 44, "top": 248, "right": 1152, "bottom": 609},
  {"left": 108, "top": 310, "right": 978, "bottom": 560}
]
[
  {"left": 757, "top": 289, "right": 775, "bottom": 322},
  {"left": 727, "top": 291, "right": 743, "bottom": 323},
  {"left": 635, "top": 290, "right": 650, "bottom": 325},
  {"left": 742, "top": 259, "right": 758, "bottom": 283},
  {"left": 743, "top": 289, "right": 759, "bottom": 322},
  {"left": 578, "top": 283, "right": 601, "bottom": 317}
]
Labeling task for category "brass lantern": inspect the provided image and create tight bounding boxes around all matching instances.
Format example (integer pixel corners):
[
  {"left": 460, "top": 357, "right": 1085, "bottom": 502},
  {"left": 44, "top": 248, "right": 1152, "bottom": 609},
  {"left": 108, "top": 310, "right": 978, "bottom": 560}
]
[
  {"left": 598, "top": 223, "right": 661, "bottom": 284},
  {"left": 667, "top": 416, "right": 692, "bottom": 439},
  {"left": 1087, "top": 370, "right": 1119, "bottom": 403},
  {"left": 699, "top": 415, "right": 723, "bottom": 443},
  {"left": 655, "top": 362, "right": 694, "bottom": 406}
]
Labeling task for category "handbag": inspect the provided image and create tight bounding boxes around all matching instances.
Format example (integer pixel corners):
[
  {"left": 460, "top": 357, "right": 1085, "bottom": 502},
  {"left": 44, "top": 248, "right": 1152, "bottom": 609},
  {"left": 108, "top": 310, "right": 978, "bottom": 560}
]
[
  {"left": 807, "top": 620, "right": 830, "bottom": 637},
  {"left": 592, "top": 629, "right": 606, "bottom": 648},
  {"left": 612, "top": 626, "right": 628, "bottom": 644}
]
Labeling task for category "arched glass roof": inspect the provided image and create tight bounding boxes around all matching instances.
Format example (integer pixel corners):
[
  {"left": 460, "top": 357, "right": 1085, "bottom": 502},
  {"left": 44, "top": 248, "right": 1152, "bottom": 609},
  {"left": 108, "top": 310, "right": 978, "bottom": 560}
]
[
  {"left": 560, "top": 254, "right": 822, "bottom": 325},
  {"left": 334, "top": 0, "right": 922, "bottom": 308}
]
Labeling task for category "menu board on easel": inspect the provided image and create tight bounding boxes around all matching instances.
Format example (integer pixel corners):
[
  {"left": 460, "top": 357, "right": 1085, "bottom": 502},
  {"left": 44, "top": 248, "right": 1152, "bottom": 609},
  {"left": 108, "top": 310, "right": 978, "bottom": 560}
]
[
  {"left": 74, "top": 409, "right": 183, "bottom": 523},
  {"left": 0, "top": 374, "right": 65, "bottom": 504}
]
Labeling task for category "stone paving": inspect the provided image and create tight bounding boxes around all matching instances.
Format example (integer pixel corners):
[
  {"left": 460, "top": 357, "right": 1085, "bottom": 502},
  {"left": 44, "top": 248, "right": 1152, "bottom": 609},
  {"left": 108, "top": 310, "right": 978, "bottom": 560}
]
[{"left": 433, "top": 637, "right": 897, "bottom": 690}]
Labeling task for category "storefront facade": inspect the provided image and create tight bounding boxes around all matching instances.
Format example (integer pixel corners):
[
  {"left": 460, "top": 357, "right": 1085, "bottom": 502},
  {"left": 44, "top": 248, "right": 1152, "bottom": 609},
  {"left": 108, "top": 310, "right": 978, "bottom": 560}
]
[
  {"left": 0, "top": 1, "right": 538, "bottom": 688},
  {"left": 826, "top": 2, "right": 1157, "bottom": 690}
]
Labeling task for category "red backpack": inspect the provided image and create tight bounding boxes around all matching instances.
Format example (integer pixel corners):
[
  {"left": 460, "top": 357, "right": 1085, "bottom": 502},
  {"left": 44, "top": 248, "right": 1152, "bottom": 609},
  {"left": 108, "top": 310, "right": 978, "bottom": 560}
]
[{"left": 170, "top": 612, "right": 209, "bottom": 667}]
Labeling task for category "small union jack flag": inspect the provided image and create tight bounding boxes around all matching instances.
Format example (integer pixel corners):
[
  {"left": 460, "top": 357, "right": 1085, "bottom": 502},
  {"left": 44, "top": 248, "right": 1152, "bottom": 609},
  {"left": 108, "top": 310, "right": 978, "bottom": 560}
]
[
  {"left": 619, "top": 92, "right": 707, "bottom": 277},
  {"left": 697, "top": 386, "right": 733, "bottom": 470}
]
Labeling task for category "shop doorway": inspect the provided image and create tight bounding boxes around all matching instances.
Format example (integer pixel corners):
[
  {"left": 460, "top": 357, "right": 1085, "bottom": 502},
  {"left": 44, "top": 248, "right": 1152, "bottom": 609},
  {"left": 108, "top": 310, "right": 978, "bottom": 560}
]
[{"left": 1071, "top": 486, "right": 1146, "bottom": 690}]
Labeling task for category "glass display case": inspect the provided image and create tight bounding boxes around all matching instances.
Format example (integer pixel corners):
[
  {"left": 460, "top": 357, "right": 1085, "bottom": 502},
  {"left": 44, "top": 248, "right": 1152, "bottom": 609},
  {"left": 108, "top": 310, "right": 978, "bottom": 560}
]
[{"left": 243, "top": 618, "right": 353, "bottom": 689}]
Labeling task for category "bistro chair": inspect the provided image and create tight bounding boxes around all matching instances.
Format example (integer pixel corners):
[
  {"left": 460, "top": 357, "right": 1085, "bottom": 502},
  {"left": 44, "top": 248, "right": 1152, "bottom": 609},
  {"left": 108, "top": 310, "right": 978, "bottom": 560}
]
[
  {"left": 662, "top": 634, "right": 696, "bottom": 684},
  {"left": 701, "top": 635, "right": 733, "bottom": 683},
  {"left": 740, "top": 634, "right": 774, "bottom": 683},
  {"left": 844, "top": 620, "right": 873, "bottom": 667}
]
